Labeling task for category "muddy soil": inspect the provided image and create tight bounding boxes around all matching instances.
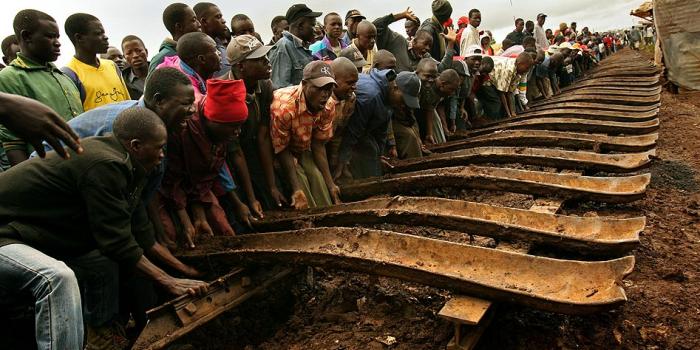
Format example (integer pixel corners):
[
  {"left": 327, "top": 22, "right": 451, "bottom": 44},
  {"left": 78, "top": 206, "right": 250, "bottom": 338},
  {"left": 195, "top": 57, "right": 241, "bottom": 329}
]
[{"left": 171, "top": 74, "right": 700, "bottom": 349}]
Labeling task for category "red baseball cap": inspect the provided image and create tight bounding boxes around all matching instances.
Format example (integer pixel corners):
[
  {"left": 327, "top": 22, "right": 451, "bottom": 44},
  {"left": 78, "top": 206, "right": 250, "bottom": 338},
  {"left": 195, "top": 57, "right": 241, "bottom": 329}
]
[{"left": 203, "top": 79, "right": 248, "bottom": 123}]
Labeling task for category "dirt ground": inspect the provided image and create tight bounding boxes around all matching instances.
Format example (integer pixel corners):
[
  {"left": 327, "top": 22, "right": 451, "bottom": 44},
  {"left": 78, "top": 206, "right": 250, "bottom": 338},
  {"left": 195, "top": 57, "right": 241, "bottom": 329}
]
[{"left": 171, "top": 68, "right": 700, "bottom": 349}]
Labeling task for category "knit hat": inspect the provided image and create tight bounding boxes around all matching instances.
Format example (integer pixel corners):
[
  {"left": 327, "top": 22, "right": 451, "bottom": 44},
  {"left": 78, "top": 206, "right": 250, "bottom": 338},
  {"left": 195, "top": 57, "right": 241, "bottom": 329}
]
[
  {"left": 432, "top": 0, "right": 453, "bottom": 23},
  {"left": 203, "top": 79, "right": 248, "bottom": 123},
  {"left": 457, "top": 16, "right": 469, "bottom": 27}
]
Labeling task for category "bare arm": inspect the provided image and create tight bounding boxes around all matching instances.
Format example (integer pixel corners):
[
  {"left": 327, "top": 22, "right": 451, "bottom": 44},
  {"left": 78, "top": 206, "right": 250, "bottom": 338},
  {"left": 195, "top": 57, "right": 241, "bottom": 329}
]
[
  {"left": 146, "top": 242, "right": 201, "bottom": 278},
  {"left": 499, "top": 91, "right": 514, "bottom": 118},
  {"left": 436, "top": 103, "right": 450, "bottom": 135},
  {"left": 135, "top": 254, "right": 208, "bottom": 296},
  {"left": 536, "top": 78, "right": 549, "bottom": 99},
  {"left": 231, "top": 148, "right": 263, "bottom": 218},
  {"left": 257, "top": 124, "right": 287, "bottom": 207}
]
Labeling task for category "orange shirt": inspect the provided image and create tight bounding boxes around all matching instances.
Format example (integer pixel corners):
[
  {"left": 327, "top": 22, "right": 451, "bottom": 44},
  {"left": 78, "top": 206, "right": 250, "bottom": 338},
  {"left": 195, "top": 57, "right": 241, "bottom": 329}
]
[{"left": 270, "top": 84, "right": 335, "bottom": 155}]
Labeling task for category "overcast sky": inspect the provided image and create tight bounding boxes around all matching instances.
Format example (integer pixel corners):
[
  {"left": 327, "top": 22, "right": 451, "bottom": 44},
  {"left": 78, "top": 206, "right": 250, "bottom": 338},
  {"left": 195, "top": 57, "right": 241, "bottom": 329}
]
[{"left": 2, "top": 0, "right": 643, "bottom": 66}]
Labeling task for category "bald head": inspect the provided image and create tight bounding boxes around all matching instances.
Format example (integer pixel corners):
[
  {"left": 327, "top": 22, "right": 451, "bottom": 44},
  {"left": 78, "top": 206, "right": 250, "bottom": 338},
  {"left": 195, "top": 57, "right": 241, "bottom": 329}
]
[
  {"left": 439, "top": 69, "right": 459, "bottom": 82},
  {"left": 355, "top": 20, "right": 377, "bottom": 51},
  {"left": 535, "top": 49, "right": 546, "bottom": 64},
  {"left": 549, "top": 52, "right": 564, "bottom": 67},
  {"left": 436, "top": 69, "right": 460, "bottom": 97},
  {"left": 113, "top": 107, "right": 166, "bottom": 143},
  {"left": 177, "top": 31, "right": 215, "bottom": 61},
  {"left": 331, "top": 57, "right": 358, "bottom": 78},
  {"left": 176, "top": 31, "right": 219, "bottom": 78},
  {"left": 515, "top": 52, "right": 534, "bottom": 74},
  {"left": 331, "top": 57, "right": 359, "bottom": 100},
  {"left": 415, "top": 57, "right": 438, "bottom": 85},
  {"left": 114, "top": 107, "right": 167, "bottom": 171},
  {"left": 416, "top": 57, "right": 437, "bottom": 72},
  {"left": 373, "top": 49, "right": 396, "bottom": 70},
  {"left": 356, "top": 20, "right": 376, "bottom": 35}
]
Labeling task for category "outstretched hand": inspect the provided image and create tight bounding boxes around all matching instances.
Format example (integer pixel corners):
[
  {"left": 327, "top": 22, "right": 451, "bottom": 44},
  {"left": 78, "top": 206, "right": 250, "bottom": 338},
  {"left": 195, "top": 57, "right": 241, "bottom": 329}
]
[
  {"left": 400, "top": 7, "right": 418, "bottom": 22},
  {"left": 441, "top": 27, "right": 458, "bottom": 43},
  {"left": 0, "top": 94, "right": 82, "bottom": 159}
]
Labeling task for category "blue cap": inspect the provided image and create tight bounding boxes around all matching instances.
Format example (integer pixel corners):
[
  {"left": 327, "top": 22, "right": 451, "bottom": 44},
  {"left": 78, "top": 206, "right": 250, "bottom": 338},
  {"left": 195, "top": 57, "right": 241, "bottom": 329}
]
[{"left": 396, "top": 71, "right": 421, "bottom": 109}]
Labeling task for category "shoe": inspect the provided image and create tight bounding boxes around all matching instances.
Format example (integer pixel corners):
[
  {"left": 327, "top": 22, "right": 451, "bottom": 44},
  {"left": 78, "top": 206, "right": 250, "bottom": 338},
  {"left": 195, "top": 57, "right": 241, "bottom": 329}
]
[{"left": 85, "top": 322, "right": 130, "bottom": 350}]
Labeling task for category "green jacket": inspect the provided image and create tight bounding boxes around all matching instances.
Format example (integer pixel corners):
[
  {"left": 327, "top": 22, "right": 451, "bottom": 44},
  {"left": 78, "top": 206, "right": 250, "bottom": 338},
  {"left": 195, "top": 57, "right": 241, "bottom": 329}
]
[
  {"left": 0, "top": 135, "right": 154, "bottom": 268},
  {"left": 148, "top": 38, "right": 177, "bottom": 74},
  {"left": 0, "top": 53, "right": 83, "bottom": 153}
]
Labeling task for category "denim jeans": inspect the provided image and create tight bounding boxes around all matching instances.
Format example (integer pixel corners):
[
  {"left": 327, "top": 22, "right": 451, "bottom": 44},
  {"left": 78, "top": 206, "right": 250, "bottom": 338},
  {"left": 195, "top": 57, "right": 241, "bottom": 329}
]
[
  {"left": 0, "top": 243, "right": 84, "bottom": 350},
  {"left": 65, "top": 249, "right": 119, "bottom": 327}
]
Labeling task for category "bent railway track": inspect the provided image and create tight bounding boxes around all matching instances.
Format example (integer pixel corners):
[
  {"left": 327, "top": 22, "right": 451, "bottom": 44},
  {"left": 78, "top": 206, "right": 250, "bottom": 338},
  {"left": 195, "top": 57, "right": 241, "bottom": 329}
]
[
  {"left": 179, "top": 228, "right": 635, "bottom": 315},
  {"left": 340, "top": 166, "right": 651, "bottom": 203},
  {"left": 388, "top": 147, "right": 654, "bottom": 174},
  {"left": 255, "top": 196, "right": 643, "bottom": 255},
  {"left": 432, "top": 131, "right": 658, "bottom": 153}
]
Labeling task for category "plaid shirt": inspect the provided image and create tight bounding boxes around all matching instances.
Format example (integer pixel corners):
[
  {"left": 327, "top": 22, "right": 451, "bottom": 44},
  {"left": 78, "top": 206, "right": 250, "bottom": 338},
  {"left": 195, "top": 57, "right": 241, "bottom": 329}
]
[
  {"left": 488, "top": 56, "right": 521, "bottom": 93},
  {"left": 270, "top": 84, "right": 335, "bottom": 155}
]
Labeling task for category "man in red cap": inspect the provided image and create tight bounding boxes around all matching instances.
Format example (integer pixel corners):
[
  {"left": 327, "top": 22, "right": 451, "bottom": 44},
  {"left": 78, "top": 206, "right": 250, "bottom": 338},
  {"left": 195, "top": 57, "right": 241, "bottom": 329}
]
[
  {"left": 270, "top": 61, "right": 340, "bottom": 210},
  {"left": 455, "top": 16, "right": 469, "bottom": 48},
  {"left": 159, "top": 79, "right": 250, "bottom": 248}
]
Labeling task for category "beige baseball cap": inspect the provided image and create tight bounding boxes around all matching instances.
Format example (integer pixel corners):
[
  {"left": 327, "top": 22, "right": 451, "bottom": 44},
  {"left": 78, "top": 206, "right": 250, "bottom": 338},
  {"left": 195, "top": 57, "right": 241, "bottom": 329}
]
[{"left": 226, "top": 34, "right": 272, "bottom": 65}]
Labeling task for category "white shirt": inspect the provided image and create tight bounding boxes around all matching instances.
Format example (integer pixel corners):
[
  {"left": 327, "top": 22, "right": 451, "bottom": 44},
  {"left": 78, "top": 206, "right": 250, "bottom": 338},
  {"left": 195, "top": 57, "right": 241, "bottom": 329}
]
[
  {"left": 534, "top": 24, "right": 549, "bottom": 51},
  {"left": 646, "top": 27, "right": 654, "bottom": 37},
  {"left": 459, "top": 24, "right": 481, "bottom": 54}
]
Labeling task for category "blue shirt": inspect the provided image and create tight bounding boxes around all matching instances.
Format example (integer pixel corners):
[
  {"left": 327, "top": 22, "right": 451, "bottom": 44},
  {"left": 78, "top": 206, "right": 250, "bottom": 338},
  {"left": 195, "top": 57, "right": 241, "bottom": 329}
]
[
  {"left": 214, "top": 38, "right": 231, "bottom": 78},
  {"left": 39, "top": 99, "right": 236, "bottom": 201},
  {"left": 338, "top": 69, "right": 395, "bottom": 164}
]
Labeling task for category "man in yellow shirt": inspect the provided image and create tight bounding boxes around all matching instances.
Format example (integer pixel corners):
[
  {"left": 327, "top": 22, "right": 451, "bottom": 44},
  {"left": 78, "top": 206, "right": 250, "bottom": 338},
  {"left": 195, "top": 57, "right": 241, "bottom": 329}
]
[{"left": 62, "top": 13, "right": 130, "bottom": 111}]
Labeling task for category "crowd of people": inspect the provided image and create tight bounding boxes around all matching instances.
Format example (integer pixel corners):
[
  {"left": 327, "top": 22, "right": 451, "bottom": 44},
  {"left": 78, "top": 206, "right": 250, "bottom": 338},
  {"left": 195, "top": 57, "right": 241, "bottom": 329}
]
[{"left": 0, "top": 2, "right": 625, "bottom": 349}]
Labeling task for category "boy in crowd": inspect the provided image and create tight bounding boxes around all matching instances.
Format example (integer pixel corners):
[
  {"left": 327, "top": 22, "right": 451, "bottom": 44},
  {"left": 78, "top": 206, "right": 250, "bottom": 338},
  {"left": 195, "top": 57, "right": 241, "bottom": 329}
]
[
  {"left": 0, "top": 10, "right": 83, "bottom": 166},
  {"left": 63, "top": 13, "right": 131, "bottom": 111}
]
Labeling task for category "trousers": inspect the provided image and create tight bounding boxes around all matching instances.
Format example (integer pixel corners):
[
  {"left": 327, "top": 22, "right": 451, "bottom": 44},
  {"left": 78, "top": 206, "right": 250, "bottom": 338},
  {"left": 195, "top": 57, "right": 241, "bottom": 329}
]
[{"left": 0, "top": 243, "right": 84, "bottom": 350}]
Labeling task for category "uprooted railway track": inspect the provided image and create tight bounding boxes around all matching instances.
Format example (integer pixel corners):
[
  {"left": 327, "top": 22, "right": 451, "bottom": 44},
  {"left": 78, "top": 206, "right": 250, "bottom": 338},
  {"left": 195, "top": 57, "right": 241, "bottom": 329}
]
[{"left": 130, "top": 49, "right": 697, "bottom": 350}]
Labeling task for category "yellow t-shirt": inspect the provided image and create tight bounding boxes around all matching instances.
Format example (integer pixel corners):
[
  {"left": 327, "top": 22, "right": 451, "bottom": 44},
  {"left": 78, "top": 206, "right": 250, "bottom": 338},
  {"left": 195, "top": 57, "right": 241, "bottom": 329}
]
[{"left": 65, "top": 57, "right": 131, "bottom": 111}]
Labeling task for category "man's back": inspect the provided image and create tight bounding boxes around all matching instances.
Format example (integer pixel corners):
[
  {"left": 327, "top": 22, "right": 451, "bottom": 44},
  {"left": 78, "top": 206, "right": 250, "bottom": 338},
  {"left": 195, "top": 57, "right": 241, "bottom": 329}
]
[
  {"left": 0, "top": 135, "right": 148, "bottom": 263},
  {"left": 148, "top": 39, "right": 177, "bottom": 74}
]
